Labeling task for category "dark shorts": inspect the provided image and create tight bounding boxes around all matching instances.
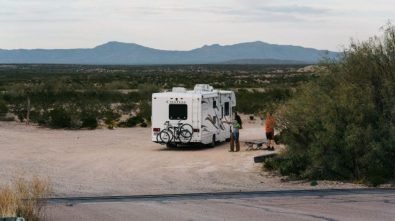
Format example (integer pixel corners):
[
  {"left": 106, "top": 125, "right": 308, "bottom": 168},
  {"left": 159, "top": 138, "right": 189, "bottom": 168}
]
[{"left": 266, "top": 131, "right": 274, "bottom": 140}]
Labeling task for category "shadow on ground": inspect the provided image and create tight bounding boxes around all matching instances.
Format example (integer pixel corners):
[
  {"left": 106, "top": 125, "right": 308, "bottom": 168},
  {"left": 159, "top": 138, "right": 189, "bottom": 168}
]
[{"left": 156, "top": 142, "right": 229, "bottom": 152}]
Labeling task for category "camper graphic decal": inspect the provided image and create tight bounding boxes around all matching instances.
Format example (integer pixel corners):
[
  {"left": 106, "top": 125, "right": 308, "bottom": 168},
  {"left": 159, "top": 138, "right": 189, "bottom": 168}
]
[
  {"left": 204, "top": 114, "right": 225, "bottom": 131},
  {"left": 201, "top": 125, "right": 209, "bottom": 132}
]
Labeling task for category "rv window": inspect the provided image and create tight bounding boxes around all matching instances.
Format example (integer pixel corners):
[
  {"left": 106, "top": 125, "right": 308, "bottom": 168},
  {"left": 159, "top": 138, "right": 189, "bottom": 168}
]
[
  {"left": 224, "top": 102, "right": 230, "bottom": 116},
  {"left": 169, "top": 104, "right": 188, "bottom": 120},
  {"left": 213, "top": 100, "right": 217, "bottom": 108}
]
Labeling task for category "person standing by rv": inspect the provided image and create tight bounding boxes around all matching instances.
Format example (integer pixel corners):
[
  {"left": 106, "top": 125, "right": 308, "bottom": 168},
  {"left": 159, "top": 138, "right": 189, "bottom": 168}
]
[
  {"left": 262, "top": 112, "right": 275, "bottom": 150},
  {"left": 235, "top": 113, "right": 242, "bottom": 130},
  {"left": 230, "top": 113, "right": 242, "bottom": 152}
]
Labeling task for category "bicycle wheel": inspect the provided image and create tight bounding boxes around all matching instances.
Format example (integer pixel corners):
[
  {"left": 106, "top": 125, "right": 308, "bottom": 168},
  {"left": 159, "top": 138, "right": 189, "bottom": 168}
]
[
  {"left": 157, "top": 130, "right": 172, "bottom": 144},
  {"left": 180, "top": 123, "right": 193, "bottom": 135},
  {"left": 179, "top": 130, "right": 192, "bottom": 143},
  {"left": 156, "top": 131, "right": 163, "bottom": 143},
  {"left": 156, "top": 131, "right": 165, "bottom": 143},
  {"left": 166, "top": 129, "right": 174, "bottom": 143}
]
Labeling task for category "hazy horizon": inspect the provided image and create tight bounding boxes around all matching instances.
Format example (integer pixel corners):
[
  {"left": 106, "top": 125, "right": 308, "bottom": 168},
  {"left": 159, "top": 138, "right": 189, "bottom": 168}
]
[{"left": 2, "top": 0, "right": 395, "bottom": 51}]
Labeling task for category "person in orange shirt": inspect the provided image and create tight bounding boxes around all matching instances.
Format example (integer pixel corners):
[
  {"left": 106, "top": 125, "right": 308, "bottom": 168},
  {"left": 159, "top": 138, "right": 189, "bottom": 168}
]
[{"left": 260, "top": 112, "right": 276, "bottom": 150}]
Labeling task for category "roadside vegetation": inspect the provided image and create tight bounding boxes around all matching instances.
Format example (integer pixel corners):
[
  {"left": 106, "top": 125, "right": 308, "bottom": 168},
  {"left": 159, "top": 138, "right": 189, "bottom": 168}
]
[
  {"left": 0, "top": 64, "right": 314, "bottom": 128},
  {"left": 0, "top": 177, "right": 52, "bottom": 221},
  {"left": 267, "top": 24, "right": 395, "bottom": 186}
]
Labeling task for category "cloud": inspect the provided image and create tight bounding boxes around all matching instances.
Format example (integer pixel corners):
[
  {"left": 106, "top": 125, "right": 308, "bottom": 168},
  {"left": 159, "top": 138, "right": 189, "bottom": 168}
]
[
  {"left": 0, "top": 0, "right": 331, "bottom": 24},
  {"left": 104, "top": 4, "right": 325, "bottom": 23},
  {"left": 257, "top": 5, "right": 330, "bottom": 15},
  {"left": 0, "top": 18, "right": 84, "bottom": 23}
]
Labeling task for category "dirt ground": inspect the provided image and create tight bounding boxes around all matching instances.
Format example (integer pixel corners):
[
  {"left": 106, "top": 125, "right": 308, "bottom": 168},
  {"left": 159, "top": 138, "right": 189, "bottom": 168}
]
[{"left": 0, "top": 116, "right": 363, "bottom": 197}]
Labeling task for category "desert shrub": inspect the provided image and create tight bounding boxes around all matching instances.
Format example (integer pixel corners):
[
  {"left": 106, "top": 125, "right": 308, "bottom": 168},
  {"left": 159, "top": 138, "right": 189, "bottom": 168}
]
[
  {"left": 36, "top": 111, "right": 49, "bottom": 126},
  {"left": 0, "top": 100, "right": 8, "bottom": 116},
  {"left": 104, "top": 110, "right": 121, "bottom": 125},
  {"left": 273, "top": 133, "right": 282, "bottom": 144},
  {"left": 138, "top": 101, "right": 151, "bottom": 122},
  {"left": 275, "top": 24, "right": 395, "bottom": 185},
  {"left": 27, "top": 110, "right": 43, "bottom": 124},
  {"left": 119, "top": 102, "right": 136, "bottom": 114},
  {"left": 263, "top": 158, "right": 276, "bottom": 171},
  {"left": 49, "top": 107, "right": 72, "bottom": 128},
  {"left": 81, "top": 115, "right": 98, "bottom": 129},
  {"left": 134, "top": 115, "right": 146, "bottom": 126},
  {"left": 118, "top": 115, "right": 145, "bottom": 127},
  {"left": 0, "top": 177, "right": 52, "bottom": 221},
  {"left": 137, "top": 83, "right": 160, "bottom": 99},
  {"left": 9, "top": 103, "right": 27, "bottom": 122},
  {"left": 236, "top": 88, "right": 292, "bottom": 114},
  {"left": 17, "top": 114, "right": 24, "bottom": 122},
  {"left": 79, "top": 108, "right": 99, "bottom": 129},
  {"left": 104, "top": 80, "right": 130, "bottom": 90},
  {"left": 0, "top": 115, "right": 15, "bottom": 121}
]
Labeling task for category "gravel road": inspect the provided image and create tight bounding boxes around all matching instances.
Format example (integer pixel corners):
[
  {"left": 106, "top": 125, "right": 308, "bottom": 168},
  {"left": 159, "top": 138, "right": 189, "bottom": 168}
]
[{"left": 46, "top": 188, "right": 395, "bottom": 221}]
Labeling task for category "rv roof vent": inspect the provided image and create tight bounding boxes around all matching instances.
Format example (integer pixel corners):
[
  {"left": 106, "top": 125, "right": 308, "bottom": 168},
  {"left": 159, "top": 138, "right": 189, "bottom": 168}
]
[
  {"left": 194, "top": 84, "right": 213, "bottom": 92},
  {"left": 172, "top": 87, "right": 187, "bottom": 93}
]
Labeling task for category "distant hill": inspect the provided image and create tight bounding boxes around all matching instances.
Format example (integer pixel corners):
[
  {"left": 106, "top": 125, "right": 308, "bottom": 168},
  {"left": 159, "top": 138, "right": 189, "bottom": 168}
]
[
  {"left": 0, "top": 41, "right": 339, "bottom": 65},
  {"left": 221, "top": 58, "right": 310, "bottom": 65}
]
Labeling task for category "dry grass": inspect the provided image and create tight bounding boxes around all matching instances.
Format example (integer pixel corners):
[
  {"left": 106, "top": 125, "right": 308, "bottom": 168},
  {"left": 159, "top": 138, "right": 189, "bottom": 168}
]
[
  {"left": 0, "top": 176, "right": 52, "bottom": 221},
  {"left": 0, "top": 186, "right": 18, "bottom": 217}
]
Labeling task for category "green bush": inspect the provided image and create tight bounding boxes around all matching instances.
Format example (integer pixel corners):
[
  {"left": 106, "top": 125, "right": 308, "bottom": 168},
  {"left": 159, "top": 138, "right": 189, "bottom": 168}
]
[
  {"left": 31, "top": 110, "right": 50, "bottom": 126},
  {"left": 138, "top": 101, "right": 152, "bottom": 122},
  {"left": 263, "top": 158, "right": 276, "bottom": 171},
  {"left": 0, "top": 115, "right": 14, "bottom": 121},
  {"left": 0, "top": 100, "right": 8, "bottom": 116},
  {"left": 236, "top": 88, "right": 292, "bottom": 114},
  {"left": 275, "top": 24, "right": 395, "bottom": 185},
  {"left": 118, "top": 115, "right": 145, "bottom": 127},
  {"left": 273, "top": 133, "right": 282, "bottom": 145},
  {"left": 104, "top": 110, "right": 121, "bottom": 125},
  {"left": 49, "top": 108, "right": 72, "bottom": 128},
  {"left": 81, "top": 115, "right": 98, "bottom": 129},
  {"left": 310, "top": 180, "right": 318, "bottom": 186}
]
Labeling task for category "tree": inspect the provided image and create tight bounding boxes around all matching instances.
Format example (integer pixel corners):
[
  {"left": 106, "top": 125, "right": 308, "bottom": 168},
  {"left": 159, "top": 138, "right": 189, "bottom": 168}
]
[{"left": 274, "top": 24, "right": 395, "bottom": 185}]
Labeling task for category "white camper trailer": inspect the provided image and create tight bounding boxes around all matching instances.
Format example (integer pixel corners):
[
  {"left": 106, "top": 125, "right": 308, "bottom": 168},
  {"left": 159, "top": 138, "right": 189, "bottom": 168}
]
[{"left": 152, "top": 84, "right": 236, "bottom": 146}]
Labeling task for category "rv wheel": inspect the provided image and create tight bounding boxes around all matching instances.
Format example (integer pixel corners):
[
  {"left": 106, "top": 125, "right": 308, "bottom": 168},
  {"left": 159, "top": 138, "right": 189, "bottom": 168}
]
[{"left": 210, "top": 135, "right": 216, "bottom": 147}]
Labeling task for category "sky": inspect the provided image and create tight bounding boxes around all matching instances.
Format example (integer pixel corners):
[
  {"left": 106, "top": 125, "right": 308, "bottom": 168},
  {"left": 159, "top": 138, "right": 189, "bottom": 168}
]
[{"left": 1, "top": 0, "right": 394, "bottom": 51}]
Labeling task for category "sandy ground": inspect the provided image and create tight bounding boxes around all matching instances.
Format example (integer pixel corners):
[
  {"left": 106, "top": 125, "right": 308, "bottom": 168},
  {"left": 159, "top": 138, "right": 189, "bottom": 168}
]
[{"left": 0, "top": 117, "right": 362, "bottom": 197}]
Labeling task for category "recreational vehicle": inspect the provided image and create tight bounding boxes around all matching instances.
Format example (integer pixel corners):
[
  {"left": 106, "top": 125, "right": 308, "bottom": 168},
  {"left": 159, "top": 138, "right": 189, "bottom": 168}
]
[{"left": 151, "top": 84, "right": 236, "bottom": 147}]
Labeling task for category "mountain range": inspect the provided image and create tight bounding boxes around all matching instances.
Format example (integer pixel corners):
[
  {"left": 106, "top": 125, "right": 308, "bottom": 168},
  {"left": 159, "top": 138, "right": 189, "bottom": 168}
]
[{"left": 0, "top": 41, "right": 339, "bottom": 65}]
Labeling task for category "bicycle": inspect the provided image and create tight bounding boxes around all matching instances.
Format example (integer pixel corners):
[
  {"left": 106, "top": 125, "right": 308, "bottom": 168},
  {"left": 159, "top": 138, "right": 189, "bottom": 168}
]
[{"left": 156, "top": 121, "right": 193, "bottom": 144}]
